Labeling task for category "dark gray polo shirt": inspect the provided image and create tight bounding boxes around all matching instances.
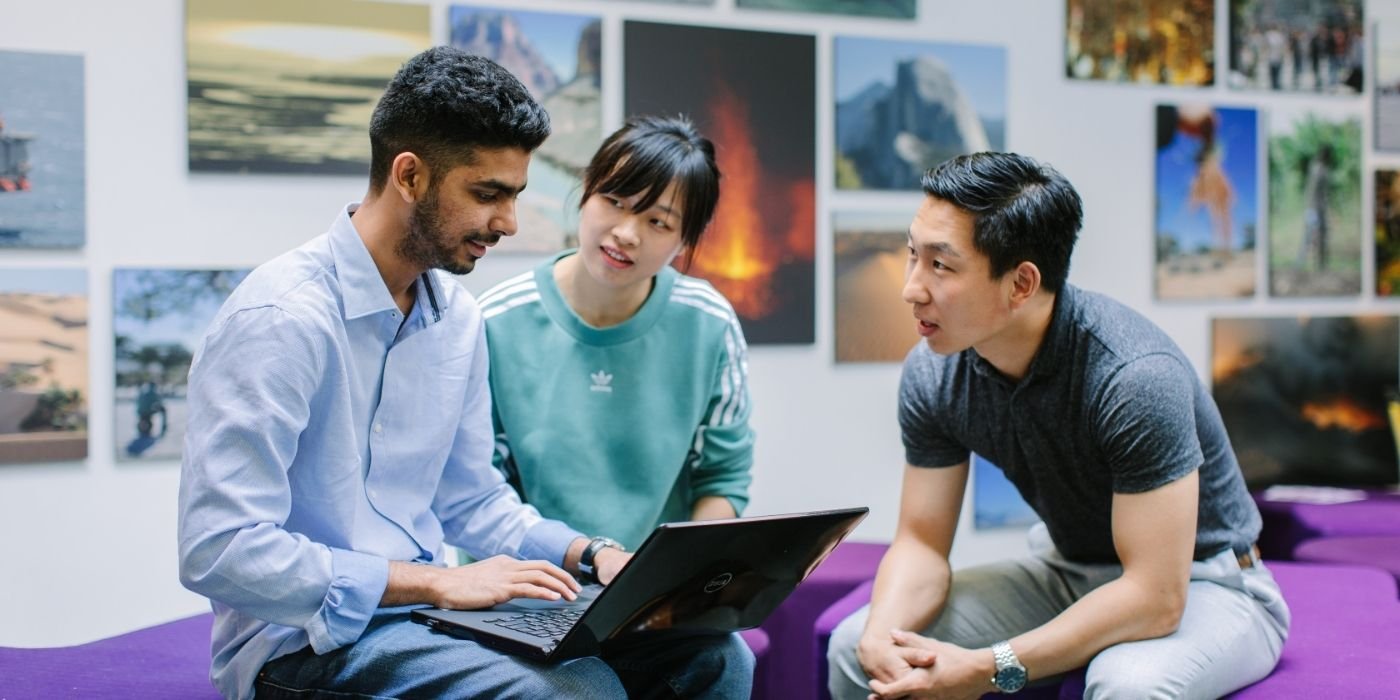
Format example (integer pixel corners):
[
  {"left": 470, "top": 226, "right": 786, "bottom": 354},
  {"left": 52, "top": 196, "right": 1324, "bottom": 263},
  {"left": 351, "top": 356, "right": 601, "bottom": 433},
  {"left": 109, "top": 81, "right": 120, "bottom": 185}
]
[{"left": 899, "top": 284, "right": 1261, "bottom": 564}]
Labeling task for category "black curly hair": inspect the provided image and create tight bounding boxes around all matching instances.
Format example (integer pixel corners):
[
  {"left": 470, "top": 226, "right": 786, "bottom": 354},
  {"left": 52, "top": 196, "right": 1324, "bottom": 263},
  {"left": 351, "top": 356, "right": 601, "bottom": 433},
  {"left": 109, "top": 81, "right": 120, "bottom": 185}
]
[{"left": 368, "top": 47, "right": 550, "bottom": 193}]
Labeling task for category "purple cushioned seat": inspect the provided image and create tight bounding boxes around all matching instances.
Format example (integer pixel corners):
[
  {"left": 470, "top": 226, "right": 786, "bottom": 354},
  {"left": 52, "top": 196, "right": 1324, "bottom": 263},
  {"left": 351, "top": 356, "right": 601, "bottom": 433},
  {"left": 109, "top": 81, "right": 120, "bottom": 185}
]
[
  {"left": 1293, "top": 536, "right": 1400, "bottom": 594},
  {"left": 0, "top": 613, "right": 774, "bottom": 700},
  {"left": 1056, "top": 560, "right": 1400, "bottom": 698},
  {"left": 741, "top": 626, "right": 771, "bottom": 658},
  {"left": 813, "top": 578, "right": 874, "bottom": 700},
  {"left": 0, "top": 613, "right": 218, "bottom": 699},
  {"left": 819, "top": 561, "right": 1400, "bottom": 700},
  {"left": 1254, "top": 490, "right": 1400, "bottom": 559},
  {"left": 754, "top": 540, "right": 886, "bottom": 700}
]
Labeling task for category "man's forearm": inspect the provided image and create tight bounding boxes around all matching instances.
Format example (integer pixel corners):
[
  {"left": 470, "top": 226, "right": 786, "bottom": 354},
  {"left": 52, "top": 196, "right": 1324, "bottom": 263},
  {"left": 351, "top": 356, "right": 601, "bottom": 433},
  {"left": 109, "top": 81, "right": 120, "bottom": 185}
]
[
  {"left": 863, "top": 538, "right": 953, "bottom": 638},
  {"left": 1007, "top": 573, "right": 1185, "bottom": 681},
  {"left": 562, "top": 536, "right": 588, "bottom": 573},
  {"left": 382, "top": 560, "right": 437, "bottom": 606}
]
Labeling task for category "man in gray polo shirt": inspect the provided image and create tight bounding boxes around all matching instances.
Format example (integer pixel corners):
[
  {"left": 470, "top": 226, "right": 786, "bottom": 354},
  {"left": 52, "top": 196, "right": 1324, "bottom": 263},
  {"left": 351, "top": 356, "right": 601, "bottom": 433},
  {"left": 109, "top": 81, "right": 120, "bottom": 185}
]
[{"left": 827, "top": 153, "right": 1290, "bottom": 699}]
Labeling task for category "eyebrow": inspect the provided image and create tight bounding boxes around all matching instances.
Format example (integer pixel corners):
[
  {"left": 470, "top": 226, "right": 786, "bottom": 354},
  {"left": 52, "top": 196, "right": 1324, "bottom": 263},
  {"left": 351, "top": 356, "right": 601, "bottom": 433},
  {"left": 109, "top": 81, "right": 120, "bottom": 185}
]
[
  {"left": 474, "top": 178, "right": 527, "bottom": 196},
  {"left": 907, "top": 229, "right": 962, "bottom": 257}
]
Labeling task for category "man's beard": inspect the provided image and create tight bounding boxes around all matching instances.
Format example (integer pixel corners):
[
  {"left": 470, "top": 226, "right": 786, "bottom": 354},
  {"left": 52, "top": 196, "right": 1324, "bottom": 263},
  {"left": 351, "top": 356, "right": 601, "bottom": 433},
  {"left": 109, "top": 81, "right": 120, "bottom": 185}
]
[{"left": 397, "top": 188, "right": 499, "bottom": 275}]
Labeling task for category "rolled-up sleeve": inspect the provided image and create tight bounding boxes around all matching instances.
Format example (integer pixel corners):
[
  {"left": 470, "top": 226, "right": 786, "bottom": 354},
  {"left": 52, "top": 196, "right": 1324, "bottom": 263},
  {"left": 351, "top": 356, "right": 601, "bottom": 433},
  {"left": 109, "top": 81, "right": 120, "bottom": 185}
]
[{"left": 177, "top": 307, "right": 387, "bottom": 653}]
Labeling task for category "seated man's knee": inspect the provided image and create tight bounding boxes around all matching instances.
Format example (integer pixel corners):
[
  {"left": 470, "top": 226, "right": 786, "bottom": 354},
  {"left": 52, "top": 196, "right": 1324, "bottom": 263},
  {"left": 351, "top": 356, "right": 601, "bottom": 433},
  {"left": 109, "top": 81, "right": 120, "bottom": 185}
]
[
  {"left": 1084, "top": 651, "right": 1183, "bottom": 700},
  {"left": 826, "top": 607, "right": 872, "bottom": 700},
  {"left": 827, "top": 608, "right": 865, "bottom": 669}
]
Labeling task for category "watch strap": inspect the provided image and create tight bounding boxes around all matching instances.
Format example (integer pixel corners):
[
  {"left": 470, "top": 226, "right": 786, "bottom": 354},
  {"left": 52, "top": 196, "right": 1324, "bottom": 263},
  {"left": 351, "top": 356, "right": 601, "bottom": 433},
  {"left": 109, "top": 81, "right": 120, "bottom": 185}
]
[
  {"left": 579, "top": 536, "right": 623, "bottom": 581},
  {"left": 990, "top": 640, "right": 1027, "bottom": 693}
]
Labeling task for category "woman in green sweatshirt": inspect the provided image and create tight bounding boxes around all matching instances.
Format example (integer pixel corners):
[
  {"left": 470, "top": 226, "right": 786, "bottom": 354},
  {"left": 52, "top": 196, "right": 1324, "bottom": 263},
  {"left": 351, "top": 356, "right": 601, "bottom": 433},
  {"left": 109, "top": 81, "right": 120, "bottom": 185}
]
[{"left": 479, "top": 115, "right": 753, "bottom": 552}]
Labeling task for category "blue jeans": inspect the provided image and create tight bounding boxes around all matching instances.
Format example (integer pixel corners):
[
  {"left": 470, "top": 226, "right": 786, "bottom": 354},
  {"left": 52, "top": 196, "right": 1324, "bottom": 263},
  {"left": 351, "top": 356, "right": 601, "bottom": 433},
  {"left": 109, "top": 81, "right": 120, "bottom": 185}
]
[{"left": 254, "top": 607, "right": 754, "bottom": 699}]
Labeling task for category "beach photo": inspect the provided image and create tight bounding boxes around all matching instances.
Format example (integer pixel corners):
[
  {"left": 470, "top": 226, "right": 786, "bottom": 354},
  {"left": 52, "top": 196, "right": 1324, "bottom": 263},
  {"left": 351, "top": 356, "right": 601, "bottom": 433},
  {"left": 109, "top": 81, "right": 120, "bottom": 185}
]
[
  {"left": 833, "top": 210, "right": 918, "bottom": 363},
  {"left": 1154, "top": 104, "right": 1259, "bottom": 300},
  {"left": 0, "top": 50, "right": 85, "bottom": 248},
  {"left": 835, "top": 37, "right": 1005, "bottom": 191},
  {"left": 112, "top": 269, "right": 248, "bottom": 461},
  {"left": 449, "top": 6, "right": 600, "bottom": 254},
  {"left": 0, "top": 269, "right": 87, "bottom": 465},
  {"left": 186, "top": 0, "right": 430, "bottom": 175}
]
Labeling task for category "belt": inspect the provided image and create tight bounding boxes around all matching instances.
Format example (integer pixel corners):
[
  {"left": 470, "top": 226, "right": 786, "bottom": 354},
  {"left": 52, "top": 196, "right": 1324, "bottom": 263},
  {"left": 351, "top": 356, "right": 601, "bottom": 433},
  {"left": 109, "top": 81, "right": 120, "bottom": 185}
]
[{"left": 1236, "top": 544, "right": 1262, "bottom": 570}]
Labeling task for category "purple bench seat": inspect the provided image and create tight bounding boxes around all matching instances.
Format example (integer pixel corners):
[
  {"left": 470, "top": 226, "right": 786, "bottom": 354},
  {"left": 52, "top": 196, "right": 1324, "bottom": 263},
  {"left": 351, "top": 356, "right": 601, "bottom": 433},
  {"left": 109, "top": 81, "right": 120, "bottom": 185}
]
[
  {"left": 1255, "top": 490, "right": 1400, "bottom": 559},
  {"left": 1293, "top": 535, "right": 1400, "bottom": 595},
  {"left": 753, "top": 540, "right": 886, "bottom": 700},
  {"left": 0, "top": 613, "right": 219, "bottom": 699},
  {"left": 0, "top": 613, "right": 774, "bottom": 699},
  {"left": 816, "top": 561, "right": 1400, "bottom": 699}
]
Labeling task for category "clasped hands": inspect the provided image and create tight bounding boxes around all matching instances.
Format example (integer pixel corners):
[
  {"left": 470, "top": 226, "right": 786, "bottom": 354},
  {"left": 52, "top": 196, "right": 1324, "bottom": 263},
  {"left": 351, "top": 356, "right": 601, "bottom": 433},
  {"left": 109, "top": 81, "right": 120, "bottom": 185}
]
[{"left": 858, "top": 629, "right": 996, "bottom": 700}]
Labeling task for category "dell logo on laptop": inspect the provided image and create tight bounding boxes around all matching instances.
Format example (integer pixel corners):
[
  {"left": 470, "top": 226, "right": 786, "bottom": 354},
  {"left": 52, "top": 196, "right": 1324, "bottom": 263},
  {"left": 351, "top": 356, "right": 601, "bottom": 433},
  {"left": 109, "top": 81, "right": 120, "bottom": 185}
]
[{"left": 704, "top": 573, "right": 733, "bottom": 593}]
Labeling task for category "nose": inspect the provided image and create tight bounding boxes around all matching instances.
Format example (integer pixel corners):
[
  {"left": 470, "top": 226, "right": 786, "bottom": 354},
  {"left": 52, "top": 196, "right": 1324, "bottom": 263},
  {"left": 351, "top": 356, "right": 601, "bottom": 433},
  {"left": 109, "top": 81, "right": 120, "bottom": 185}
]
[
  {"left": 612, "top": 215, "right": 641, "bottom": 247},
  {"left": 902, "top": 267, "right": 930, "bottom": 306},
  {"left": 493, "top": 201, "right": 518, "bottom": 237}
]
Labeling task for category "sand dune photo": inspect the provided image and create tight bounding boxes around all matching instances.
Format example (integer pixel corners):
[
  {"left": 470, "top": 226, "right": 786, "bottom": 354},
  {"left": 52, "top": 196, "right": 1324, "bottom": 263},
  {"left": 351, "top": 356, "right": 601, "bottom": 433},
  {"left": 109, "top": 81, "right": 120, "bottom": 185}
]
[{"left": 0, "top": 270, "right": 87, "bottom": 464}]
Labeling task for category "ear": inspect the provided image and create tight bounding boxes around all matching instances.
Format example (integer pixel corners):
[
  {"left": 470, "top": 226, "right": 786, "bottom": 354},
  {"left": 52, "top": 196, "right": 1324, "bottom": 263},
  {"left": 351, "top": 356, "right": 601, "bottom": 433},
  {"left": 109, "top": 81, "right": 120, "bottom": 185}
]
[
  {"left": 389, "top": 152, "right": 430, "bottom": 204},
  {"left": 1008, "top": 261, "right": 1042, "bottom": 310}
]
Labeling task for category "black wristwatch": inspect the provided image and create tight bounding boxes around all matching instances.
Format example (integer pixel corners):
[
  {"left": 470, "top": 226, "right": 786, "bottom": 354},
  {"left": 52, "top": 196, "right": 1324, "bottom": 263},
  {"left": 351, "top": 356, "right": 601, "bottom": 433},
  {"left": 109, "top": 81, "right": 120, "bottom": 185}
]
[{"left": 578, "top": 536, "right": 625, "bottom": 583}]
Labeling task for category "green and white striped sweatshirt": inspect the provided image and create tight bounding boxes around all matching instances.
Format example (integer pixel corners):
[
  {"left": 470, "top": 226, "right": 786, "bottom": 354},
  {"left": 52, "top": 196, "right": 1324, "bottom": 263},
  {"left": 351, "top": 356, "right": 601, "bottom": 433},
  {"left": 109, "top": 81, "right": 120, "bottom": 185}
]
[{"left": 479, "top": 251, "right": 754, "bottom": 551}]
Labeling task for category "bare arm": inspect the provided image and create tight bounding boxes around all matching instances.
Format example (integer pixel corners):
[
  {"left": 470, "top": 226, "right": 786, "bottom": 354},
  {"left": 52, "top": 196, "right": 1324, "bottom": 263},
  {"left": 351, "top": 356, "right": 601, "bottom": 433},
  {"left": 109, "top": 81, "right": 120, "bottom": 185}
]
[
  {"left": 870, "top": 470, "right": 1199, "bottom": 699},
  {"left": 859, "top": 462, "right": 968, "bottom": 683},
  {"left": 1006, "top": 470, "right": 1198, "bottom": 679}
]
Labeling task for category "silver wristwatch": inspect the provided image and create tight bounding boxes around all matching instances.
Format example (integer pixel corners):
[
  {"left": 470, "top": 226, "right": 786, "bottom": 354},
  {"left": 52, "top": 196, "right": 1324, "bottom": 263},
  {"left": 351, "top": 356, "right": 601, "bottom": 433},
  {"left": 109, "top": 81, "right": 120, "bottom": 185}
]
[
  {"left": 578, "top": 536, "right": 624, "bottom": 583},
  {"left": 990, "top": 640, "right": 1028, "bottom": 693}
]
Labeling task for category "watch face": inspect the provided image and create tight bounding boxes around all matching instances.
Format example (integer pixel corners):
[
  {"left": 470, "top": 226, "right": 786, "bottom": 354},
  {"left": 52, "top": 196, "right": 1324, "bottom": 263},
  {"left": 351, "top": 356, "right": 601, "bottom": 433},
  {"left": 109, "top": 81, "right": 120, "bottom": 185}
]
[{"left": 995, "top": 666, "right": 1028, "bottom": 692}]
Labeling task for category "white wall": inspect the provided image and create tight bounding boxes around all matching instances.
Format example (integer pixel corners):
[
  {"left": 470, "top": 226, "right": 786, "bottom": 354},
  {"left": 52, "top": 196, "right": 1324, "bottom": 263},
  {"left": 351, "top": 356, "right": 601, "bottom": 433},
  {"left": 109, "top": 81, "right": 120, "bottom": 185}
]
[{"left": 2, "top": 0, "right": 1397, "bottom": 647}]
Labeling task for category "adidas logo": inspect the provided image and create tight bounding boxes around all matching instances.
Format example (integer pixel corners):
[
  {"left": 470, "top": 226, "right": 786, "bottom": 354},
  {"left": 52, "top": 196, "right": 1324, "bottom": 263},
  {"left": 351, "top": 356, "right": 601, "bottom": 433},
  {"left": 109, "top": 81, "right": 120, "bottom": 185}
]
[{"left": 590, "top": 370, "right": 613, "bottom": 393}]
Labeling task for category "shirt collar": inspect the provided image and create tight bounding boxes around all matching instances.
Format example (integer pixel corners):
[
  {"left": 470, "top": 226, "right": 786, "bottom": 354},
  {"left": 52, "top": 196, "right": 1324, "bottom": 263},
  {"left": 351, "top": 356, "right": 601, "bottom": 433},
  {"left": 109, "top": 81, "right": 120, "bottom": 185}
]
[
  {"left": 1023, "top": 284, "right": 1075, "bottom": 379},
  {"left": 969, "top": 284, "right": 1076, "bottom": 383},
  {"left": 329, "top": 203, "right": 398, "bottom": 321},
  {"left": 328, "top": 203, "right": 450, "bottom": 323},
  {"left": 414, "top": 268, "right": 448, "bottom": 324}
]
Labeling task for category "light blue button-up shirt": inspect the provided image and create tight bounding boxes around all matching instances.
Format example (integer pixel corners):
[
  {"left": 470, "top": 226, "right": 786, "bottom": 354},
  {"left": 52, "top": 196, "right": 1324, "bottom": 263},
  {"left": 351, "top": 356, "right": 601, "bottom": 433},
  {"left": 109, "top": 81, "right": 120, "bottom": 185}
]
[{"left": 177, "top": 205, "right": 582, "bottom": 700}]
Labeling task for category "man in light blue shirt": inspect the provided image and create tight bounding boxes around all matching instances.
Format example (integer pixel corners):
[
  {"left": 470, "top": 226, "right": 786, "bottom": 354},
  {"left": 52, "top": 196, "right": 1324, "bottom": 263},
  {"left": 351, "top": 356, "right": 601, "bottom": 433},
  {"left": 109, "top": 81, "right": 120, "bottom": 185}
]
[{"left": 177, "top": 47, "right": 753, "bottom": 700}]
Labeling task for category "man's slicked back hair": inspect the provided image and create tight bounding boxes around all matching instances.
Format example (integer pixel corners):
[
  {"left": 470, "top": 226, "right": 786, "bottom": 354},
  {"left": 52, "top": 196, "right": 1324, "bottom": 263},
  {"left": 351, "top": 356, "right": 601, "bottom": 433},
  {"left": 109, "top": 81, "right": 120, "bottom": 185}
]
[
  {"left": 368, "top": 47, "right": 550, "bottom": 192},
  {"left": 920, "top": 152, "right": 1083, "bottom": 293}
]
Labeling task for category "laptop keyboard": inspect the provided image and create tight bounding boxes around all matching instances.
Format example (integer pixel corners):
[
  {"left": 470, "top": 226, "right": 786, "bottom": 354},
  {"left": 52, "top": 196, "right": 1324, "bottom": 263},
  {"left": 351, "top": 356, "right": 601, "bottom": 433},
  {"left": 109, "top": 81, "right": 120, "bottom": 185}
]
[{"left": 482, "top": 608, "right": 585, "bottom": 640}]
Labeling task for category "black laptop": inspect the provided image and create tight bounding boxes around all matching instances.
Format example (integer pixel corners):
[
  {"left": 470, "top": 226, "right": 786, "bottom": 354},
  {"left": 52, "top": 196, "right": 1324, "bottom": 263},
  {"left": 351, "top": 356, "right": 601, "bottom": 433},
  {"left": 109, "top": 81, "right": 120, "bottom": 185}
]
[{"left": 411, "top": 507, "right": 868, "bottom": 660}]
